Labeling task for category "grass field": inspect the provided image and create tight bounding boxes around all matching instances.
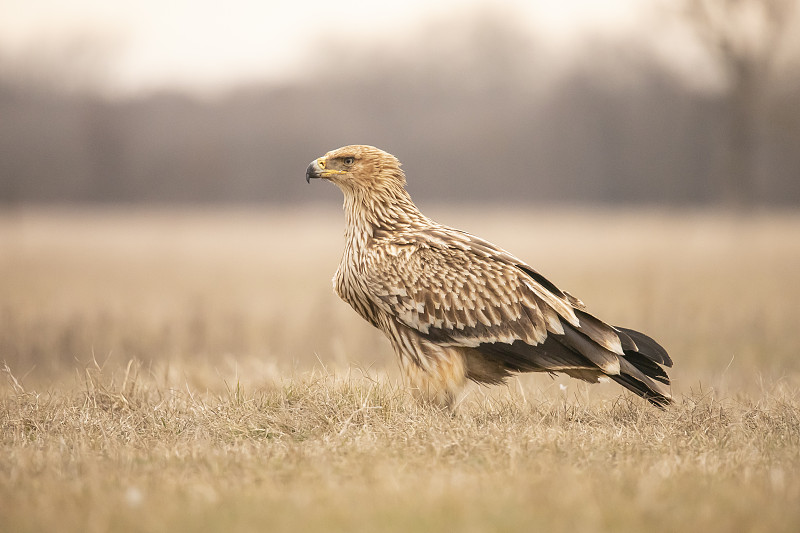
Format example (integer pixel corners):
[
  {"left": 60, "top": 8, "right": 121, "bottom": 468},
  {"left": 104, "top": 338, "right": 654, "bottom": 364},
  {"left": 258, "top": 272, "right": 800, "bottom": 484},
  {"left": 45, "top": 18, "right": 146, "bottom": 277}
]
[{"left": 2, "top": 206, "right": 799, "bottom": 532}]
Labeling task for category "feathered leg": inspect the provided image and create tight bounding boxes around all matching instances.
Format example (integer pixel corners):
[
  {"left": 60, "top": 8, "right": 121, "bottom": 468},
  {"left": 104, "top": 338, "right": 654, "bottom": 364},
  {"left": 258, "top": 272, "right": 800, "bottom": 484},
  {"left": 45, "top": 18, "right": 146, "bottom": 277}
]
[{"left": 397, "top": 343, "right": 468, "bottom": 410}]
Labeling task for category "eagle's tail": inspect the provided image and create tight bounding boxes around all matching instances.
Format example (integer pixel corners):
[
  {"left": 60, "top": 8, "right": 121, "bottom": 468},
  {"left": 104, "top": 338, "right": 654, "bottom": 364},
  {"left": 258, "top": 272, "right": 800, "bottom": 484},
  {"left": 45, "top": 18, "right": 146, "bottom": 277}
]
[
  {"left": 609, "top": 327, "right": 673, "bottom": 407},
  {"left": 474, "top": 324, "right": 673, "bottom": 408}
]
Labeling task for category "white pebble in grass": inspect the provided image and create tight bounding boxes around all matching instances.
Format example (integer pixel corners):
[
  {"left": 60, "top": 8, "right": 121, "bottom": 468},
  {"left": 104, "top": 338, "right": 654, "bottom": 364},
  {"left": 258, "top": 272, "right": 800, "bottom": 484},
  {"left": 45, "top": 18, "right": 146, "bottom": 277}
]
[{"left": 125, "top": 486, "right": 144, "bottom": 507}]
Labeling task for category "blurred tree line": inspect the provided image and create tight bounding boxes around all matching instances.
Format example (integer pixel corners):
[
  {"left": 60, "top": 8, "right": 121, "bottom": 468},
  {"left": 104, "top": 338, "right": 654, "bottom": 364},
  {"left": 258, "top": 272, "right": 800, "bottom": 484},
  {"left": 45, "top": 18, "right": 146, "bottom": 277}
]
[{"left": 1, "top": 3, "right": 798, "bottom": 206}]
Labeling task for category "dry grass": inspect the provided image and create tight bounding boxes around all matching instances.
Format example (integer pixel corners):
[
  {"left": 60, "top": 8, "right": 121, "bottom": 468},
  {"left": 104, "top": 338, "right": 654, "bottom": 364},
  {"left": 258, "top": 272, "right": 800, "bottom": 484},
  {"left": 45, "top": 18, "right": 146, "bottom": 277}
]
[{"left": 2, "top": 206, "right": 800, "bottom": 532}]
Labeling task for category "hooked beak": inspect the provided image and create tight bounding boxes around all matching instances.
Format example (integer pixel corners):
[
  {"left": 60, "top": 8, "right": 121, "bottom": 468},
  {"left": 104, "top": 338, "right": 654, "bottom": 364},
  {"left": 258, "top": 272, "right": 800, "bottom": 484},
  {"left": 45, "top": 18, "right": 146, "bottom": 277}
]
[
  {"left": 306, "top": 156, "right": 347, "bottom": 183},
  {"left": 305, "top": 158, "right": 323, "bottom": 184}
]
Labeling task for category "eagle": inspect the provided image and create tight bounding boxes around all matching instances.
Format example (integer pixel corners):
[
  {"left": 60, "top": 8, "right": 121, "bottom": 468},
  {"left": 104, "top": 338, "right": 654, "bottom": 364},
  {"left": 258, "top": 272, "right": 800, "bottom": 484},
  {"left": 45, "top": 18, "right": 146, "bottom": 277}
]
[{"left": 306, "top": 145, "right": 673, "bottom": 408}]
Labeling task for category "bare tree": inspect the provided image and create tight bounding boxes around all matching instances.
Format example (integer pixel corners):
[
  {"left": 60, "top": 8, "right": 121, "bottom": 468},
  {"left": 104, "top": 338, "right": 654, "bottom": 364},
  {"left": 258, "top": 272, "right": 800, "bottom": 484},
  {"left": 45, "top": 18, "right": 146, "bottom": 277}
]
[{"left": 682, "top": 0, "right": 797, "bottom": 207}]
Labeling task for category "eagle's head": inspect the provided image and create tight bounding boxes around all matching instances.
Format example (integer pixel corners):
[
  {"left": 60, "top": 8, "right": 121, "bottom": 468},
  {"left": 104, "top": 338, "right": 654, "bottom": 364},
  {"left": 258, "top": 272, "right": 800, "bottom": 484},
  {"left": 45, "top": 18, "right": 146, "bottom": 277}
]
[{"left": 306, "top": 145, "right": 406, "bottom": 193}]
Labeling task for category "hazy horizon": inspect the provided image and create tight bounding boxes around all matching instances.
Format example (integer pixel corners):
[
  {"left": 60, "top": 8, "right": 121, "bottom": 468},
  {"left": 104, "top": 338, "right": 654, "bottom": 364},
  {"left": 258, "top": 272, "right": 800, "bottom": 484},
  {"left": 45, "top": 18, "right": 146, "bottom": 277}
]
[
  {"left": 1, "top": 0, "right": 798, "bottom": 206},
  {"left": 1, "top": 0, "right": 727, "bottom": 98}
]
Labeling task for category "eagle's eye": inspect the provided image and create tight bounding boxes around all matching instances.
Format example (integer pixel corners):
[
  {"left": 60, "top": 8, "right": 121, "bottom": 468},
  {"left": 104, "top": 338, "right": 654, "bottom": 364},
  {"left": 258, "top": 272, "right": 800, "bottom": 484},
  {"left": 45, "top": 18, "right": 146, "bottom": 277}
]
[{"left": 343, "top": 157, "right": 355, "bottom": 166}]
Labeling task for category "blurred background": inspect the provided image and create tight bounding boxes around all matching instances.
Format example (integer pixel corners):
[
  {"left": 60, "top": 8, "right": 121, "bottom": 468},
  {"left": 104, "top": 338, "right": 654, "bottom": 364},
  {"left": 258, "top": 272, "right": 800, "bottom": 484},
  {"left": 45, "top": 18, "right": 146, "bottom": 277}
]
[
  {"left": 2, "top": 0, "right": 799, "bottom": 207},
  {"left": 2, "top": 0, "right": 800, "bottom": 394}
]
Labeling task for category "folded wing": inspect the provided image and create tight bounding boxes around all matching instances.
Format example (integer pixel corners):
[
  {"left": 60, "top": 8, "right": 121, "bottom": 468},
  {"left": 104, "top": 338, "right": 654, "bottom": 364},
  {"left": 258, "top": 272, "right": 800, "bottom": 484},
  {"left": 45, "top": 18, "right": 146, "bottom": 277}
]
[{"left": 365, "top": 227, "right": 673, "bottom": 407}]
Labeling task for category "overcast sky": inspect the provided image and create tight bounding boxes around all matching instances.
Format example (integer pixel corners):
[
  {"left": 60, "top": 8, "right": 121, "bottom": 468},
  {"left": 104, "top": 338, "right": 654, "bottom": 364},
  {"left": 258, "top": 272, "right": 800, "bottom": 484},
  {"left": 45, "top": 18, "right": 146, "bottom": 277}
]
[{"left": 2, "top": 1, "right": 685, "bottom": 93}]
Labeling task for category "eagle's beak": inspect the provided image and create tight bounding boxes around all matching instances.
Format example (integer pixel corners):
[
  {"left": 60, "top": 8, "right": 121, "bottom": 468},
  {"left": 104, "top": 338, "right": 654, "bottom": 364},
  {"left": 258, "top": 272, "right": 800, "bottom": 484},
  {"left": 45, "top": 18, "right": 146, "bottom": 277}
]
[{"left": 306, "top": 157, "right": 326, "bottom": 183}]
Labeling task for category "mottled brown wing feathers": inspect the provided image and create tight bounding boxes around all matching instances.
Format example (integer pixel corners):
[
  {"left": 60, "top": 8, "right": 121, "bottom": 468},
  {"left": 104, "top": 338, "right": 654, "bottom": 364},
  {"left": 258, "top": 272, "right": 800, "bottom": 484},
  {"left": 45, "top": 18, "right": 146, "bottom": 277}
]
[
  {"left": 364, "top": 229, "right": 576, "bottom": 348},
  {"left": 317, "top": 145, "right": 672, "bottom": 406},
  {"left": 364, "top": 224, "right": 672, "bottom": 406}
]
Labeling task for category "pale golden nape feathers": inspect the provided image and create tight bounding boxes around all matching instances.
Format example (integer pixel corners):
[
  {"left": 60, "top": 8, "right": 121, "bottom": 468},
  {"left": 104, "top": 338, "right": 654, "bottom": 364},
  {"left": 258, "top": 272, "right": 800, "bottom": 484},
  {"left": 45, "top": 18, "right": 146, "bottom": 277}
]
[{"left": 306, "top": 145, "right": 673, "bottom": 409}]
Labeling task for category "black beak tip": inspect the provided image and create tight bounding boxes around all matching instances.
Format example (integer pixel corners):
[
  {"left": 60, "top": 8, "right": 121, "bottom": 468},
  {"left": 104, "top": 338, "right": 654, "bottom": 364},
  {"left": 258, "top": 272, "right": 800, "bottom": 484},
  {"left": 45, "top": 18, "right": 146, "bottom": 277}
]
[{"left": 305, "top": 162, "right": 317, "bottom": 184}]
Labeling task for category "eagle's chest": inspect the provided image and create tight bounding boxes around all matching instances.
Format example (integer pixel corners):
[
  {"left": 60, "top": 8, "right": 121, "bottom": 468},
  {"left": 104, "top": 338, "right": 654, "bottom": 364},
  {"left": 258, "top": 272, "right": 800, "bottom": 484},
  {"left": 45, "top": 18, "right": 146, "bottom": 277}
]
[
  {"left": 333, "top": 246, "right": 366, "bottom": 303},
  {"left": 333, "top": 239, "right": 383, "bottom": 327}
]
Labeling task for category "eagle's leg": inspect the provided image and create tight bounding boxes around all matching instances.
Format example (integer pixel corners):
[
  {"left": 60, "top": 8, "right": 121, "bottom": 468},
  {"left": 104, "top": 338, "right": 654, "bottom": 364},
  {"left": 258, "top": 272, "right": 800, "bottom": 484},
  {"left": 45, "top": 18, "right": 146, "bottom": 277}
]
[{"left": 398, "top": 344, "right": 468, "bottom": 410}]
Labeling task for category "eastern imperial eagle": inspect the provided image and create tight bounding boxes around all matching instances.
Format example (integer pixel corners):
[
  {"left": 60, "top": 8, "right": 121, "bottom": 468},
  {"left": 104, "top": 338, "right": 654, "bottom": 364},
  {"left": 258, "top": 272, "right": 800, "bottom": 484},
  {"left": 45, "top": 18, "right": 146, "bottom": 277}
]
[{"left": 306, "top": 145, "right": 673, "bottom": 408}]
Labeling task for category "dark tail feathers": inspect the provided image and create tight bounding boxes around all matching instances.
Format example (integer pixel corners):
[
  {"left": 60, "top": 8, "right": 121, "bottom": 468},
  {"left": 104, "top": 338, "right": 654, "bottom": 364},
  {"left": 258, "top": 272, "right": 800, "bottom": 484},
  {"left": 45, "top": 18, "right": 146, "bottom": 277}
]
[{"left": 613, "top": 327, "right": 673, "bottom": 408}]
